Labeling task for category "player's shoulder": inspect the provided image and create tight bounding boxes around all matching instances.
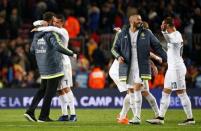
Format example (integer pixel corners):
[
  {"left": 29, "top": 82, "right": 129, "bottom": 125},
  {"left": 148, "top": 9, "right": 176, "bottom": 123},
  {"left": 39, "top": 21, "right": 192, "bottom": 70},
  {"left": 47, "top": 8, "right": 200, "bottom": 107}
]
[
  {"left": 174, "top": 31, "right": 183, "bottom": 38},
  {"left": 61, "top": 28, "right": 69, "bottom": 34}
]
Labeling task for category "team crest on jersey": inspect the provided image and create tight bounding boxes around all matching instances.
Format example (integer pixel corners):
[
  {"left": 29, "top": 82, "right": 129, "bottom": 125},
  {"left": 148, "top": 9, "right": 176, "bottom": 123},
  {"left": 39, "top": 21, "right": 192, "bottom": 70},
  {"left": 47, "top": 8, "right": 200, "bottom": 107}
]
[{"left": 140, "top": 32, "right": 145, "bottom": 39}]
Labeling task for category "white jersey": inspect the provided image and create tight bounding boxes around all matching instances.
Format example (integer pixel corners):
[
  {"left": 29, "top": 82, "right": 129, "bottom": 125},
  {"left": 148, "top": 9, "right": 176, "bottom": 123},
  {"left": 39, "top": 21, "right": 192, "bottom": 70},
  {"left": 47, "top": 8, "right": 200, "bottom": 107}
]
[
  {"left": 162, "top": 31, "right": 185, "bottom": 69},
  {"left": 38, "top": 26, "right": 70, "bottom": 64},
  {"left": 128, "top": 30, "right": 143, "bottom": 85}
]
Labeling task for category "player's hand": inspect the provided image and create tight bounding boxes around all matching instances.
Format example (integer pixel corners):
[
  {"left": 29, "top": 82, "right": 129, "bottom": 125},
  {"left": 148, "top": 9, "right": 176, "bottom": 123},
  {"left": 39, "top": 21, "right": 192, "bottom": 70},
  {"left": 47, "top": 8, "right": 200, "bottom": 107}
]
[
  {"left": 41, "top": 21, "right": 48, "bottom": 26},
  {"left": 155, "top": 56, "right": 162, "bottom": 64},
  {"left": 113, "top": 27, "right": 121, "bottom": 32},
  {"left": 152, "top": 65, "right": 158, "bottom": 76},
  {"left": 161, "top": 23, "right": 167, "bottom": 31},
  {"left": 73, "top": 54, "right": 77, "bottom": 59},
  {"left": 31, "top": 28, "right": 38, "bottom": 32},
  {"left": 118, "top": 56, "right": 124, "bottom": 64}
]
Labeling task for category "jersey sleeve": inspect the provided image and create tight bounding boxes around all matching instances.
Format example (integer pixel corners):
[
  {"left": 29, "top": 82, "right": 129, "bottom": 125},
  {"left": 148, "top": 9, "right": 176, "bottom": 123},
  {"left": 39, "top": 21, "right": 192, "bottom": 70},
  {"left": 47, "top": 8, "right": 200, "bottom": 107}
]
[
  {"left": 162, "top": 31, "right": 183, "bottom": 43},
  {"left": 33, "top": 20, "right": 44, "bottom": 26},
  {"left": 38, "top": 27, "right": 69, "bottom": 44}
]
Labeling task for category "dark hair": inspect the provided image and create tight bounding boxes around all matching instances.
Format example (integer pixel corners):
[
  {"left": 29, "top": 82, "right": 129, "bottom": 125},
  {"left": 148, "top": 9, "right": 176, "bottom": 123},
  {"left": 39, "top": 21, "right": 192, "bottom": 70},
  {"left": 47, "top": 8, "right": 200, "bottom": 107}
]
[
  {"left": 164, "top": 17, "right": 174, "bottom": 27},
  {"left": 42, "top": 12, "right": 55, "bottom": 21},
  {"left": 55, "top": 14, "right": 65, "bottom": 22}
]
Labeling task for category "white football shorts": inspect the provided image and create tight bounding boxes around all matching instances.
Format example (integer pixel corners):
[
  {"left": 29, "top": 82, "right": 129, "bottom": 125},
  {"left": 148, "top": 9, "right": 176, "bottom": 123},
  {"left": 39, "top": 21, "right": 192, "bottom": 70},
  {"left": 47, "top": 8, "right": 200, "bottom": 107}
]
[
  {"left": 164, "top": 66, "right": 186, "bottom": 91},
  {"left": 57, "top": 60, "right": 73, "bottom": 90},
  {"left": 109, "top": 60, "right": 149, "bottom": 92}
]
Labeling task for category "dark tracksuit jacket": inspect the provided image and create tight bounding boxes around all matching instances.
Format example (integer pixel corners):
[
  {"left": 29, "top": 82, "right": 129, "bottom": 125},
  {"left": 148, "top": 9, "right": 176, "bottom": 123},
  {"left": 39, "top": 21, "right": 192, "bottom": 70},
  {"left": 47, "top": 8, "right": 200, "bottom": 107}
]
[
  {"left": 111, "top": 25, "right": 167, "bottom": 81},
  {"left": 30, "top": 31, "right": 74, "bottom": 79}
]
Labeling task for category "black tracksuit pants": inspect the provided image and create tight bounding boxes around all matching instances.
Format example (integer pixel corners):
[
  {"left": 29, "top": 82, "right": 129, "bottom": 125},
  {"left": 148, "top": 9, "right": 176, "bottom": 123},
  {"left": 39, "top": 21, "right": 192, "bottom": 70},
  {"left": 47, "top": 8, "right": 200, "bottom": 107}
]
[{"left": 27, "top": 76, "right": 62, "bottom": 120}]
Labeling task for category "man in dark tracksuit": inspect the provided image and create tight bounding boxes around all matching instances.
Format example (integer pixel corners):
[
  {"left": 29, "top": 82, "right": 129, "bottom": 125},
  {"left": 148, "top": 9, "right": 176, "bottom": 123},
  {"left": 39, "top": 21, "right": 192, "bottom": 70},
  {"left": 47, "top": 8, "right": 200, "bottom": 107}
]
[
  {"left": 24, "top": 12, "right": 76, "bottom": 122},
  {"left": 111, "top": 14, "right": 167, "bottom": 124}
]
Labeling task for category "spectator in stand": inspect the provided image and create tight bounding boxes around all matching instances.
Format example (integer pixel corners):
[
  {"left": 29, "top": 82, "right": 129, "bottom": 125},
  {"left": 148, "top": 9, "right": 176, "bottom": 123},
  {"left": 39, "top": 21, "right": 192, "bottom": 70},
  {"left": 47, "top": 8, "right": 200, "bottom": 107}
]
[
  {"left": 88, "top": 66, "right": 106, "bottom": 90},
  {"left": 64, "top": 9, "right": 80, "bottom": 38},
  {"left": 88, "top": 3, "right": 100, "bottom": 32},
  {"left": 0, "top": 10, "right": 9, "bottom": 39},
  {"left": 92, "top": 44, "right": 107, "bottom": 69},
  {"left": 195, "top": 68, "right": 201, "bottom": 88},
  {"left": 75, "top": 54, "right": 89, "bottom": 88},
  {"left": 87, "top": 37, "right": 98, "bottom": 62},
  {"left": 151, "top": 65, "right": 166, "bottom": 89},
  {"left": 9, "top": 8, "right": 22, "bottom": 39},
  {"left": 192, "top": 7, "right": 201, "bottom": 34}
]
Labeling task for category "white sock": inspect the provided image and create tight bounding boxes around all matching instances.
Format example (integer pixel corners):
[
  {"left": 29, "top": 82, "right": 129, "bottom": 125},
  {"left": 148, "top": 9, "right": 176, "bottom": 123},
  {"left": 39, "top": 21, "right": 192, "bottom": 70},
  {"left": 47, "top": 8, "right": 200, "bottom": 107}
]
[
  {"left": 66, "top": 91, "right": 76, "bottom": 115},
  {"left": 178, "top": 93, "right": 193, "bottom": 119},
  {"left": 59, "top": 94, "right": 68, "bottom": 116},
  {"left": 129, "top": 92, "right": 135, "bottom": 116},
  {"left": 120, "top": 94, "right": 130, "bottom": 119},
  {"left": 145, "top": 93, "right": 159, "bottom": 117},
  {"left": 134, "top": 90, "right": 142, "bottom": 119},
  {"left": 159, "top": 92, "right": 170, "bottom": 118}
]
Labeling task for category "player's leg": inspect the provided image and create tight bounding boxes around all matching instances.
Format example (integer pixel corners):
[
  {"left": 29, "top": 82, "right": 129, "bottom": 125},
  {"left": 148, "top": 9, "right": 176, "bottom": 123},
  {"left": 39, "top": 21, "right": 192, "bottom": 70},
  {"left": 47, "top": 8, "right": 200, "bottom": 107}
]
[
  {"left": 119, "top": 92, "right": 130, "bottom": 119},
  {"left": 129, "top": 83, "right": 143, "bottom": 124},
  {"left": 109, "top": 60, "right": 130, "bottom": 124},
  {"left": 127, "top": 68, "right": 143, "bottom": 124},
  {"left": 38, "top": 76, "right": 62, "bottom": 122},
  {"left": 146, "top": 88, "right": 171, "bottom": 124},
  {"left": 57, "top": 88, "right": 69, "bottom": 121},
  {"left": 159, "top": 88, "right": 172, "bottom": 119},
  {"left": 146, "top": 70, "right": 176, "bottom": 124},
  {"left": 117, "top": 90, "right": 130, "bottom": 124},
  {"left": 63, "top": 87, "right": 77, "bottom": 122},
  {"left": 24, "top": 79, "right": 47, "bottom": 122},
  {"left": 176, "top": 67, "right": 194, "bottom": 125},
  {"left": 177, "top": 90, "right": 195, "bottom": 125},
  {"left": 142, "top": 80, "right": 159, "bottom": 117}
]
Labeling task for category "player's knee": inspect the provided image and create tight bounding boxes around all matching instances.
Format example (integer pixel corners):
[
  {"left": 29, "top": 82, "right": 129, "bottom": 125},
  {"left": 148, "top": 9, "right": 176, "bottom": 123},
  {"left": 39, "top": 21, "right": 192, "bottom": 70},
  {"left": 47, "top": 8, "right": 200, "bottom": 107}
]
[
  {"left": 134, "top": 83, "right": 143, "bottom": 91},
  {"left": 57, "top": 89, "right": 65, "bottom": 95},
  {"left": 129, "top": 88, "right": 135, "bottom": 93},
  {"left": 176, "top": 89, "right": 186, "bottom": 95},
  {"left": 163, "top": 88, "right": 172, "bottom": 94},
  {"left": 64, "top": 87, "right": 71, "bottom": 93},
  {"left": 141, "top": 91, "right": 149, "bottom": 97}
]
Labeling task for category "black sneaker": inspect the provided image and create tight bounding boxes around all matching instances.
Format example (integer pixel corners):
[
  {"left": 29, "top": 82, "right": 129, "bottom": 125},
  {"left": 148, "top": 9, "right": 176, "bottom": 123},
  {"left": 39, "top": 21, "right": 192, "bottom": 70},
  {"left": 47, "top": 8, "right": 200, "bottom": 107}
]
[
  {"left": 178, "top": 118, "right": 195, "bottom": 125},
  {"left": 24, "top": 112, "right": 37, "bottom": 122},
  {"left": 58, "top": 115, "right": 69, "bottom": 121},
  {"left": 69, "top": 115, "right": 77, "bottom": 122},
  {"left": 38, "top": 117, "right": 54, "bottom": 122},
  {"left": 146, "top": 116, "right": 164, "bottom": 124}
]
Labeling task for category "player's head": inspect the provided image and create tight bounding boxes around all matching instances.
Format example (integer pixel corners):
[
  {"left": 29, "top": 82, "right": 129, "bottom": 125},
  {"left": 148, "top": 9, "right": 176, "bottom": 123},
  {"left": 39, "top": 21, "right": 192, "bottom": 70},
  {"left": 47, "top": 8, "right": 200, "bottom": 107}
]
[
  {"left": 53, "top": 14, "right": 65, "bottom": 28},
  {"left": 162, "top": 17, "right": 176, "bottom": 32},
  {"left": 164, "top": 17, "right": 175, "bottom": 28},
  {"left": 129, "top": 14, "right": 142, "bottom": 29},
  {"left": 42, "top": 12, "right": 55, "bottom": 25}
]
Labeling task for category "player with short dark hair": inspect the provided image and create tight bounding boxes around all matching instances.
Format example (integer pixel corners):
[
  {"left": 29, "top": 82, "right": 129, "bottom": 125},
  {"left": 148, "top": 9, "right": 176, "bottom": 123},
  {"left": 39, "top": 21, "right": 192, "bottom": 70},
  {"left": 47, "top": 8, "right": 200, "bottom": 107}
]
[{"left": 146, "top": 17, "right": 195, "bottom": 125}]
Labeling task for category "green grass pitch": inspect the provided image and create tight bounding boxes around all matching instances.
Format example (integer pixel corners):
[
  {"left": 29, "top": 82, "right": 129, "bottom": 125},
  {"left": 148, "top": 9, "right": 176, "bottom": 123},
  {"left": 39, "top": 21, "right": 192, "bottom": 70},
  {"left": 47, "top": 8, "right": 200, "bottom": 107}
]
[{"left": 0, "top": 109, "right": 200, "bottom": 131}]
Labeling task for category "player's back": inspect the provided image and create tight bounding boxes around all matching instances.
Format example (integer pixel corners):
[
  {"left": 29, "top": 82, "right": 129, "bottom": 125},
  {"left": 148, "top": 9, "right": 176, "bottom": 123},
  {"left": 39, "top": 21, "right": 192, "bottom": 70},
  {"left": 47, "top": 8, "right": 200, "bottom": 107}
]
[{"left": 165, "top": 31, "right": 185, "bottom": 69}]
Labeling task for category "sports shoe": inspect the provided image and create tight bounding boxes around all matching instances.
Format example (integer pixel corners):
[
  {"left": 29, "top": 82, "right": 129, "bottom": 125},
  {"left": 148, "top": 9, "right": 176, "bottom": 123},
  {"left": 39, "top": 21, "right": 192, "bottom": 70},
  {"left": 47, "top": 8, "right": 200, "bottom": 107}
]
[
  {"left": 58, "top": 115, "right": 69, "bottom": 121},
  {"left": 129, "top": 116, "right": 141, "bottom": 124},
  {"left": 116, "top": 114, "right": 129, "bottom": 124},
  {"left": 24, "top": 112, "right": 37, "bottom": 122},
  {"left": 146, "top": 116, "right": 164, "bottom": 124},
  {"left": 118, "top": 118, "right": 129, "bottom": 124},
  {"left": 69, "top": 115, "right": 77, "bottom": 122},
  {"left": 38, "top": 117, "right": 54, "bottom": 122},
  {"left": 178, "top": 118, "right": 195, "bottom": 125}
]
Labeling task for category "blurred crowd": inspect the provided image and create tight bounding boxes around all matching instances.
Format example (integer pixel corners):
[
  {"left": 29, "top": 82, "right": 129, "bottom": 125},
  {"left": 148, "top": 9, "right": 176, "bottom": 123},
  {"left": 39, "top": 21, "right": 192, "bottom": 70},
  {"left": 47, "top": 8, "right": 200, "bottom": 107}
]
[{"left": 0, "top": 0, "right": 201, "bottom": 89}]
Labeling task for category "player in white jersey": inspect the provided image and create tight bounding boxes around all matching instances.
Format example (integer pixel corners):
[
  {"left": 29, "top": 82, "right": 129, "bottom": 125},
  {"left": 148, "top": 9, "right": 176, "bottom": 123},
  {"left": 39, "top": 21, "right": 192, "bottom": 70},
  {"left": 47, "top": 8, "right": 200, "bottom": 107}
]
[
  {"left": 33, "top": 15, "right": 77, "bottom": 122},
  {"left": 110, "top": 23, "right": 162, "bottom": 124},
  {"left": 146, "top": 17, "right": 195, "bottom": 125}
]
